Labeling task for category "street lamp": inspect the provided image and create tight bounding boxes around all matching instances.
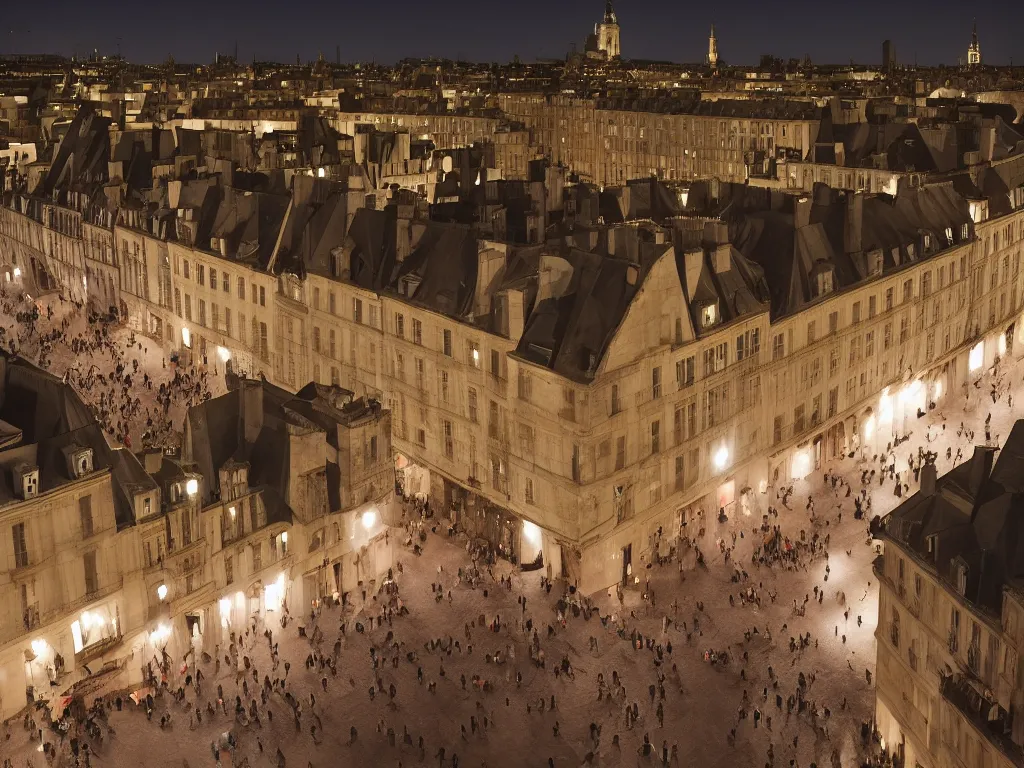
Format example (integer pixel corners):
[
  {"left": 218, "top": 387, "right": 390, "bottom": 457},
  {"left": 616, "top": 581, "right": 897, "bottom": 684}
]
[{"left": 713, "top": 444, "right": 729, "bottom": 472}]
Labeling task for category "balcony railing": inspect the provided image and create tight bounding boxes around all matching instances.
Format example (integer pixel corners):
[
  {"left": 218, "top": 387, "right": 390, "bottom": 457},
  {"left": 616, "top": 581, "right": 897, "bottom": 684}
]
[{"left": 941, "top": 673, "right": 1023, "bottom": 764}]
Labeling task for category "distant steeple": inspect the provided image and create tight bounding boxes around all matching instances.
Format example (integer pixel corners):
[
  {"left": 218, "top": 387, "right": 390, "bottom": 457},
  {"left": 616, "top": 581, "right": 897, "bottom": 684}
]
[
  {"left": 708, "top": 24, "right": 719, "bottom": 69},
  {"left": 594, "top": 0, "right": 621, "bottom": 59},
  {"left": 967, "top": 19, "right": 982, "bottom": 66},
  {"left": 603, "top": 0, "right": 617, "bottom": 25}
]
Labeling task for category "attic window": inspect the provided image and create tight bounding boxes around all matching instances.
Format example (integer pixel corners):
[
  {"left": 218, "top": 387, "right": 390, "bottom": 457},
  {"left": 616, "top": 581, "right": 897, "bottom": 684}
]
[
  {"left": 868, "top": 250, "right": 883, "bottom": 277},
  {"left": 954, "top": 561, "right": 968, "bottom": 596},
  {"left": 945, "top": 227, "right": 954, "bottom": 245},
  {"left": 701, "top": 304, "right": 718, "bottom": 329},
  {"left": 961, "top": 223, "right": 970, "bottom": 240},
  {"left": 815, "top": 270, "right": 834, "bottom": 297},
  {"left": 401, "top": 276, "right": 420, "bottom": 297},
  {"left": 923, "top": 234, "right": 931, "bottom": 251}
]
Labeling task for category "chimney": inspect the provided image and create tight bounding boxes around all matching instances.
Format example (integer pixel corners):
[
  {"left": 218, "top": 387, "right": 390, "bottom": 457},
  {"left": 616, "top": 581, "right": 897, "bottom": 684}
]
[
  {"left": 844, "top": 191, "right": 863, "bottom": 255},
  {"left": 713, "top": 244, "right": 731, "bottom": 274},
  {"left": 920, "top": 458, "right": 937, "bottom": 496},
  {"left": 967, "top": 446, "right": 995, "bottom": 500},
  {"left": 504, "top": 289, "right": 525, "bottom": 343},
  {"left": 794, "top": 196, "right": 811, "bottom": 229},
  {"left": 241, "top": 379, "right": 264, "bottom": 444},
  {"left": 143, "top": 450, "right": 163, "bottom": 474}
]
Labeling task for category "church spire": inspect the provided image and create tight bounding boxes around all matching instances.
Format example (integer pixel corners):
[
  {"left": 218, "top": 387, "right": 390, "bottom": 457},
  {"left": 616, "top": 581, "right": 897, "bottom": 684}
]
[
  {"left": 967, "top": 18, "right": 981, "bottom": 66},
  {"left": 603, "top": 0, "right": 617, "bottom": 24}
]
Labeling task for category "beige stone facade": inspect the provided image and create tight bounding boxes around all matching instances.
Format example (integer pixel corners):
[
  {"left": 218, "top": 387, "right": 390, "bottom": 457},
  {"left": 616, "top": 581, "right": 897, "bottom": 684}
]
[
  {"left": 3, "top": 180, "right": 1024, "bottom": 600},
  {"left": 338, "top": 97, "right": 819, "bottom": 187}
]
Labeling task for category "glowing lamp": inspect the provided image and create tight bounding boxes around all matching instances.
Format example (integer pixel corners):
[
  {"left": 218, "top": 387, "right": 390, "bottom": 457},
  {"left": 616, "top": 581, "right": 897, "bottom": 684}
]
[{"left": 713, "top": 445, "right": 729, "bottom": 472}]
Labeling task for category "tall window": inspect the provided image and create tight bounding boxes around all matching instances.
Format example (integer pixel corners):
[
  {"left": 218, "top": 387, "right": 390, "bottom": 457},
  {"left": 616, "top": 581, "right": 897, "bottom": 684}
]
[
  {"left": 84, "top": 550, "right": 98, "bottom": 595},
  {"left": 12, "top": 522, "right": 28, "bottom": 568},
  {"left": 80, "top": 496, "right": 94, "bottom": 538}
]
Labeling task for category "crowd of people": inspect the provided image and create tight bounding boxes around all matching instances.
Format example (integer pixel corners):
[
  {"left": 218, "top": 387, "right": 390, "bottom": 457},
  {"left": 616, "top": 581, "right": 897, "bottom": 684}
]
[
  {"left": 0, "top": 289, "right": 215, "bottom": 451},
  {"left": 2, "top": 285, "right": 1021, "bottom": 768}
]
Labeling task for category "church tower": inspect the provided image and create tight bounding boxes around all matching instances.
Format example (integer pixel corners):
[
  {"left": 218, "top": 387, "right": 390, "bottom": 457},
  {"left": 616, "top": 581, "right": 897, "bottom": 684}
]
[
  {"left": 967, "top": 20, "right": 981, "bottom": 66},
  {"left": 708, "top": 25, "right": 719, "bottom": 69},
  {"left": 596, "top": 1, "right": 621, "bottom": 59}
]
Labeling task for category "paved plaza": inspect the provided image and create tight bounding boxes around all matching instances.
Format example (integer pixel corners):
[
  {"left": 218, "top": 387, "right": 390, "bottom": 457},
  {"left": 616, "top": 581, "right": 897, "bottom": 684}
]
[{"left": 2, "top": 287, "right": 1020, "bottom": 768}]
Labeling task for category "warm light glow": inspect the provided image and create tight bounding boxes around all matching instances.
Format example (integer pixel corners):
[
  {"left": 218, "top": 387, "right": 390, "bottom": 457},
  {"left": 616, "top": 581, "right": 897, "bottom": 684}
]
[
  {"left": 999, "top": 334, "right": 1007, "bottom": 356},
  {"left": 150, "top": 624, "right": 171, "bottom": 644},
  {"left": 317, "top": 167, "right": 325, "bottom": 178},
  {"left": 791, "top": 450, "right": 811, "bottom": 480},
  {"left": 969, "top": 341, "right": 984, "bottom": 372},
  {"left": 234, "top": 591, "right": 245, "bottom": 608},
  {"left": 31, "top": 639, "right": 47, "bottom": 658},
  {"left": 218, "top": 597, "right": 231, "bottom": 618},
  {"left": 281, "top": 531, "right": 288, "bottom": 544},
  {"left": 229, "top": 506, "right": 236, "bottom": 518},
  {"left": 264, "top": 573, "right": 286, "bottom": 612},
  {"left": 934, "top": 380, "right": 943, "bottom": 400},
  {"left": 181, "top": 326, "right": 191, "bottom": 348},
  {"left": 361, "top": 510, "right": 377, "bottom": 530},
  {"left": 472, "top": 348, "right": 480, "bottom": 364},
  {"left": 186, "top": 478, "right": 199, "bottom": 496},
  {"left": 713, "top": 444, "right": 729, "bottom": 472},
  {"left": 217, "top": 346, "right": 231, "bottom": 362},
  {"left": 156, "top": 584, "right": 168, "bottom": 601},
  {"left": 864, "top": 415, "right": 876, "bottom": 440},
  {"left": 13, "top": 267, "right": 21, "bottom": 278},
  {"left": 879, "top": 388, "right": 893, "bottom": 424},
  {"left": 522, "top": 520, "right": 542, "bottom": 547}
]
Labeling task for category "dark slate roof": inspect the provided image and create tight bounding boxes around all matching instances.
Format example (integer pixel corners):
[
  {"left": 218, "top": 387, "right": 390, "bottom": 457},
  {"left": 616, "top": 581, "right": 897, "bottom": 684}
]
[
  {"left": 345, "top": 206, "right": 397, "bottom": 292},
  {"left": 719, "top": 182, "right": 973, "bottom": 319},
  {"left": 38, "top": 104, "right": 111, "bottom": 197},
  {"left": 185, "top": 378, "right": 367, "bottom": 518},
  {"left": 276, "top": 177, "right": 351, "bottom": 277},
  {"left": 205, "top": 186, "right": 290, "bottom": 267},
  {"left": 884, "top": 421, "right": 1024, "bottom": 618},
  {"left": 515, "top": 241, "right": 663, "bottom": 382},
  {"left": 0, "top": 353, "right": 139, "bottom": 526},
  {"left": 394, "top": 222, "right": 479, "bottom": 318}
]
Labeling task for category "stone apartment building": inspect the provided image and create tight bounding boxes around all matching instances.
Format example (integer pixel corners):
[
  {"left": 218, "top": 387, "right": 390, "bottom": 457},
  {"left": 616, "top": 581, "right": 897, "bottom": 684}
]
[
  {"left": 5, "top": 105, "right": 1024, "bottom": 596},
  {"left": 875, "top": 425, "right": 1024, "bottom": 768},
  {"left": 0, "top": 354, "right": 144, "bottom": 721},
  {"left": 0, "top": 361, "right": 394, "bottom": 722},
  {"left": 338, "top": 96, "right": 819, "bottom": 187}
]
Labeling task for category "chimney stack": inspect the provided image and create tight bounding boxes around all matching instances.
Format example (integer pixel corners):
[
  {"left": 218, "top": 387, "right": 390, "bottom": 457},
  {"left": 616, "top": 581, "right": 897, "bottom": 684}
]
[
  {"left": 920, "top": 457, "right": 937, "bottom": 496},
  {"left": 844, "top": 191, "right": 863, "bottom": 255},
  {"left": 794, "top": 197, "right": 811, "bottom": 229}
]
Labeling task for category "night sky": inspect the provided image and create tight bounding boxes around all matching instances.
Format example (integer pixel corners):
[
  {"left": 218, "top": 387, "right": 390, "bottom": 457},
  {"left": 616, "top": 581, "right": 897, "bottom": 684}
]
[{"left": 2, "top": 0, "right": 1020, "bottom": 67}]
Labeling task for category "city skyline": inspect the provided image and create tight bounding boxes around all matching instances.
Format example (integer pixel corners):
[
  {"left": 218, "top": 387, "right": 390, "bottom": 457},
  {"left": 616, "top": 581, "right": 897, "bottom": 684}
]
[{"left": 2, "top": 1, "right": 1020, "bottom": 67}]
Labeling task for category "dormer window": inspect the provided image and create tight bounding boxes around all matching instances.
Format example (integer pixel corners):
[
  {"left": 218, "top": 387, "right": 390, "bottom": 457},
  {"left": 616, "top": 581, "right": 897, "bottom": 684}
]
[
  {"left": 62, "top": 444, "right": 94, "bottom": 479},
  {"left": 401, "top": 276, "right": 420, "bottom": 297},
  {"left": 815, "top": 270, "right": 833, "bottom": 296},
  {"left": 923, "top": 234, "right": 931, "bottom": 251},
  {"left": 701, "top": 304, "right": 718, "bottom": 329},
  {"left": 945, "top": 227, "right": 954, "bottom": 245},
  {"left": 867, "top": 250, "right": 883, "bottom": 277},
  {"left": 954, "top": 560, "right": 968, "bottom": 596}
]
